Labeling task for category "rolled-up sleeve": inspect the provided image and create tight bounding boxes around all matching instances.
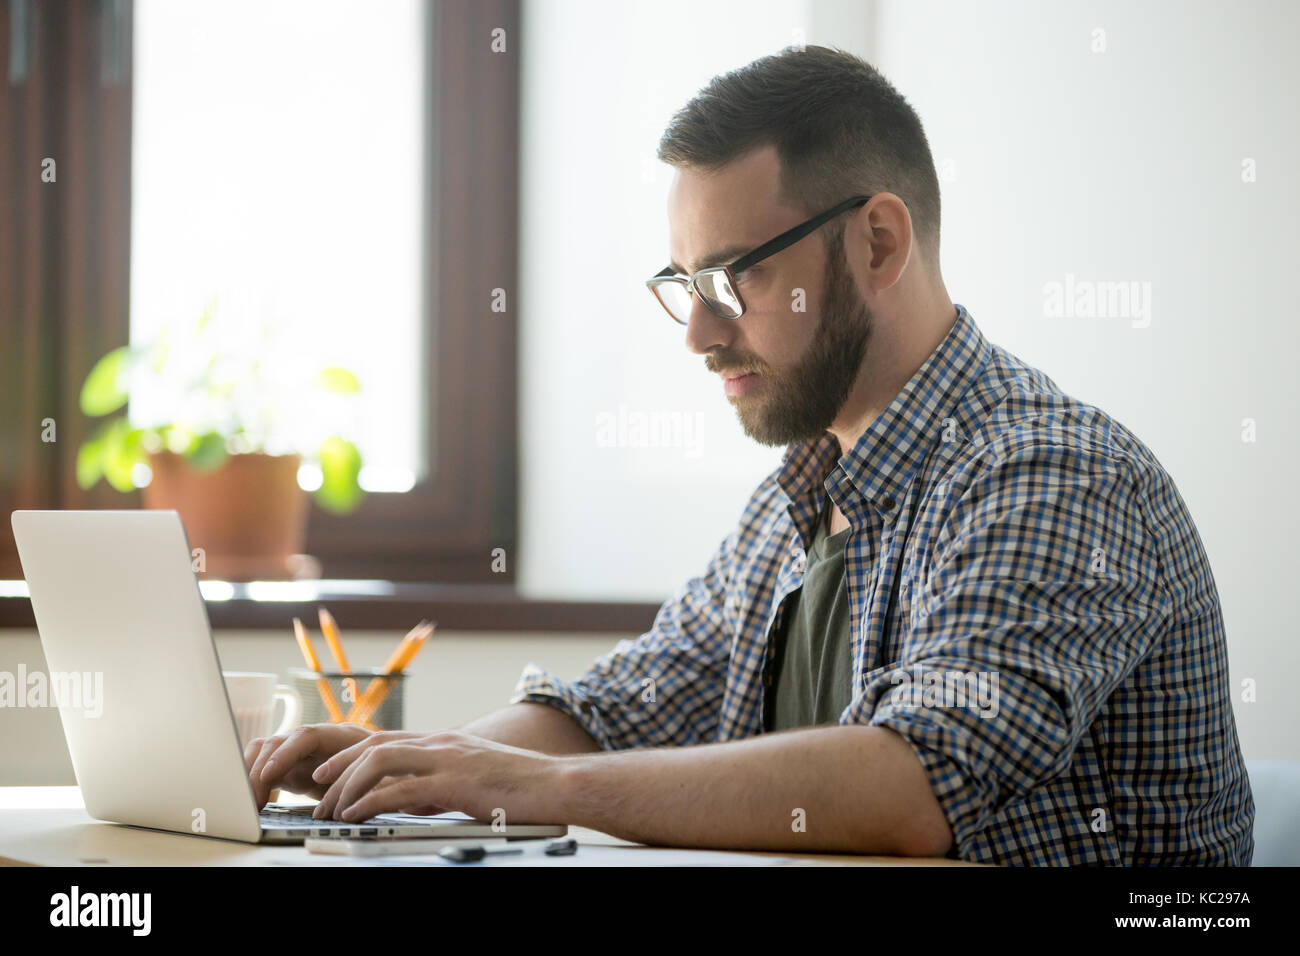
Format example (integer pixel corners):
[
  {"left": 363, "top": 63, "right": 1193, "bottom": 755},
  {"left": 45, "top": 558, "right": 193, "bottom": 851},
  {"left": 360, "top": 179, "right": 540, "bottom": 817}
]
[
  {"left": 846, "top": 440, "right": 1169, "bottom": 854},
  {"left": 511, "top": 527, "right": 738, "bottom": 751}
]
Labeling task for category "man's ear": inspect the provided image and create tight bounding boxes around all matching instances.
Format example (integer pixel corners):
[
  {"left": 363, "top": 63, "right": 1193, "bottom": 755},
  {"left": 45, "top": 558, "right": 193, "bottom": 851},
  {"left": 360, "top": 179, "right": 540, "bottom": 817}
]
[{"left": 849, "top": 192, "right": 912, "bottom": 293}]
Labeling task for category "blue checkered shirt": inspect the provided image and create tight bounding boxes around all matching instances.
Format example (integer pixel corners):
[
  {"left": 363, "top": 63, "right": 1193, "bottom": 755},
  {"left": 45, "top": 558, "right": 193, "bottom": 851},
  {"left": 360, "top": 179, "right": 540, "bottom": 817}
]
[{"left": 512, "top": 304, "right": 1254, "bottom": 866}]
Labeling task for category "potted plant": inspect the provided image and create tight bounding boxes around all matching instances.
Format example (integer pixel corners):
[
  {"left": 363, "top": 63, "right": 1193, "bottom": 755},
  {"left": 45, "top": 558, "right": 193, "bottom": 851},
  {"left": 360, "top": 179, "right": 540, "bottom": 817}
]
[{"left": 76, "top": 302, "right": 365, "bottom": 580}]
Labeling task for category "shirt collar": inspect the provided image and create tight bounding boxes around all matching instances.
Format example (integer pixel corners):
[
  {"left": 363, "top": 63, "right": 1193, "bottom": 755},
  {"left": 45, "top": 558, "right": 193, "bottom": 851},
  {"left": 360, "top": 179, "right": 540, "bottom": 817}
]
[{"left": 776, "top": 303, "right": 991, "bottom": 522}]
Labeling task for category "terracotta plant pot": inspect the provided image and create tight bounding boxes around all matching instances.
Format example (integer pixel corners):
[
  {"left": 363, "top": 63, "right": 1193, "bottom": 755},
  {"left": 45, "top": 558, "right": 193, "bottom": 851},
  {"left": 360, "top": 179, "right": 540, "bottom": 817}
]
[{"left": 142, "top": 451, "right": 309, "bottom": 580}]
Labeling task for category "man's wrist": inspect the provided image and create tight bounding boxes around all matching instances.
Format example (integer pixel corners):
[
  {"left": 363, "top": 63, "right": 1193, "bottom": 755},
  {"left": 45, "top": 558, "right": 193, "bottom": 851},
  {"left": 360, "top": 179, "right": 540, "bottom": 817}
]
[{"left": 546, "top": 751, "right": 599, "bottom": 828}]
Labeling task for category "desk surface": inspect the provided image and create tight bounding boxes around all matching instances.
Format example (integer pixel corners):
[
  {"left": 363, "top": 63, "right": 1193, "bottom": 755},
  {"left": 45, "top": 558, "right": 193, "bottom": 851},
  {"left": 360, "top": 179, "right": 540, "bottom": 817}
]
[{"left": 0, "top": 788, "right": 978, "bottom": 867}]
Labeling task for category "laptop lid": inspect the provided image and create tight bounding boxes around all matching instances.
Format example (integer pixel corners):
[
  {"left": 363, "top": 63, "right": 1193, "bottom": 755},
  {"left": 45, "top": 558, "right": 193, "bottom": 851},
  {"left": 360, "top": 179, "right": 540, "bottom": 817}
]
[{"left": 12, "top": 510, "right": 264, "bottom": 843}]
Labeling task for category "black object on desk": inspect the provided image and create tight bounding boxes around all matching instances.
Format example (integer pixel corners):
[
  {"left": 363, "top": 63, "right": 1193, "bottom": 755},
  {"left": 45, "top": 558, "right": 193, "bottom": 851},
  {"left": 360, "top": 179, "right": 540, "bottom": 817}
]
[{"left": 438, "top": 836, "right": 580, "bottom": 863}]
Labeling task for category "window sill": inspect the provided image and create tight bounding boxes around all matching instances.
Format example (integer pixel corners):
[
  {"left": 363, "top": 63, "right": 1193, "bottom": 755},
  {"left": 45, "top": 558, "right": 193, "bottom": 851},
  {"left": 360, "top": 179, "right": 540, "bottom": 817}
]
[{"left": 0, "top": 580, "right": 661, "bottom": 633}]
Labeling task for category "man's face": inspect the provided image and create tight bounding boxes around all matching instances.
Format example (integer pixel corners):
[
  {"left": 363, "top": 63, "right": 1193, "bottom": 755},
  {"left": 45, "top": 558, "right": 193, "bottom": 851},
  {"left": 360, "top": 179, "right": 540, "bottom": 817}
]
[{"left": 666, "top": 145, "right": 872, "bottom": 447}]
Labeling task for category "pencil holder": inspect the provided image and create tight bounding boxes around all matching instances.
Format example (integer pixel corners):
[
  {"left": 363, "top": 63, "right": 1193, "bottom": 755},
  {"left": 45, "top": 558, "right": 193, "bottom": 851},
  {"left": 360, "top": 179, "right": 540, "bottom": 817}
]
[{"left": 289, "top": 667, "right": 406, "bottom": 731}]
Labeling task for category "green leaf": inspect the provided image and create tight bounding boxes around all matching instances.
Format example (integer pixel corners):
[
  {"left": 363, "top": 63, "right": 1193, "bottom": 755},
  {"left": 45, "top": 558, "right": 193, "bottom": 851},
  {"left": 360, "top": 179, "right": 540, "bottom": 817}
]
[
  {"left": 316, "top": 436, "right": 364, "bottom": 514},
  {"left": 80, "top": 347, "right": 133, "bottom": 416},
  {"left": 185, "top": 432, "right": 229, "bottom": 471},
  {"left": 208, "top": 379, "right": 235, "bottom": 400},
  {"left": 196, "top": 298, "right": 217, "bottom": 333},
  {"left": 75, "top": 426, "right": 109, "bottom": 489},
  {"left": 150, "top": 335, "right": 171, "bottom": 374},
  {"left": 316, "top": 367, "right": 361, "bottom": 393},
  {"left": 101, "top": 420, "right": 145, "bottom": 493}
]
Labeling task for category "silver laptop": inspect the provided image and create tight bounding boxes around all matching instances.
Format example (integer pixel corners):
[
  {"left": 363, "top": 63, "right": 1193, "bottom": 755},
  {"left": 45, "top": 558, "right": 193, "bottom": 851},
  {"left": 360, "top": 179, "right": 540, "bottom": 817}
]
[{"left": 11, "top": 509, "right": 567, "bottom": 844}]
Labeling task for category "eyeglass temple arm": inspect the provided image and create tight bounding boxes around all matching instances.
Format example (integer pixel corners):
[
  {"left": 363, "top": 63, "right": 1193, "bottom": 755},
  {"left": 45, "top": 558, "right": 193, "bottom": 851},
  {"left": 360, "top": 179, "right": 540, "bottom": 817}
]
[
  {"left": 730, "top": 195, "right": 871, "bottom": 273},
  {"left": 646, "top": 194, "right": 871, "bottom": 283}
]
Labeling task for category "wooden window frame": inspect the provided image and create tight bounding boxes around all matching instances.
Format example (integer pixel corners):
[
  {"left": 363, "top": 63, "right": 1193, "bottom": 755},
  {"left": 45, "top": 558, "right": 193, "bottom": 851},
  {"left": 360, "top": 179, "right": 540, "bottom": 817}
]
[
  {"left": 2, "top": 0, "right": 522, "bottom": 585},
  {"left": 307, "top": 0, "right": 522, "bottom": 583},
  {"left": 1, "top": 0, "right": 137, "bottom": 585},
  {"left": 0, "top": 0, "right": 662, "bottom": 630}
]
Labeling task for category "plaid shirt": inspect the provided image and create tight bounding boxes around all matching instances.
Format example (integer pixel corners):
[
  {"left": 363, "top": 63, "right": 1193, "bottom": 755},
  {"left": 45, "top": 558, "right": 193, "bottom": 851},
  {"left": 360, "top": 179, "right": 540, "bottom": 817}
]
[{"left": 513, "top": 304, "right": 1254, "bottom": 866}]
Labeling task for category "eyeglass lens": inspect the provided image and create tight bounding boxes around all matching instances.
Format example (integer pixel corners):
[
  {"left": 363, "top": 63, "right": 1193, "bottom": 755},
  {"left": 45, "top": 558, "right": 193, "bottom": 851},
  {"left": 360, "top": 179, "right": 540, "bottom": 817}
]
[{"left": 652, "top": 270, "right": 743, "bottom": 324}]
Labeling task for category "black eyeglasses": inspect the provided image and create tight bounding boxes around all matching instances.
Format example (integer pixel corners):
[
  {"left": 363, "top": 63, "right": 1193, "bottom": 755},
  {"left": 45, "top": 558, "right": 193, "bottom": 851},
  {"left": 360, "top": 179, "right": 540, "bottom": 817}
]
[{"left": 646, "top": 195, "right": 871, "bottom": 324}]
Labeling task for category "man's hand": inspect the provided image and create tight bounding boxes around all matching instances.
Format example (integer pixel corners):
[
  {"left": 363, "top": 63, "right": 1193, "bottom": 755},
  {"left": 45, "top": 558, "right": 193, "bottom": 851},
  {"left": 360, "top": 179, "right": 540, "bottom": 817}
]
[
  {"left": 309, "top": 730, "right": 565, "bottom": 824},
  {"left": 244, "top": 723, "right": 419, "bottom": 808}
]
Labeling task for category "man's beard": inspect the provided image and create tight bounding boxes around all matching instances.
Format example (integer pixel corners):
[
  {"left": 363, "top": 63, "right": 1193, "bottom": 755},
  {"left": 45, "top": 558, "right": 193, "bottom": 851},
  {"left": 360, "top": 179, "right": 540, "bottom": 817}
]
[{"left": 731, "top": 231, "right": 872, "bottom": 447}]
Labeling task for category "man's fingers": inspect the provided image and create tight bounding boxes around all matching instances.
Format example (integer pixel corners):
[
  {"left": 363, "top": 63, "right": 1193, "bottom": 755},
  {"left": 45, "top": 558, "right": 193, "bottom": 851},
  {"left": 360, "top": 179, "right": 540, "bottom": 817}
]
[
  {"left": 257, "top": 725, "right": 324, "bottom": 782},
  {"left": 312, "top": 730, "right": 422, "bottom": 784},
  {"left": 247, "top": 736, "right": 289, "bottom": 805},
  {"left": 310, "top": 731, "right": 437, "bottom": 818},
  {"left": 310, "top": 734, "right": 389, "bottom": 817},
  {"left": 339, "top": 775, "right": 435, "bottom": 823},
  {"left": 313, "top": 750, "right": 369, "bottom": 819},
  {"left": 244, "top": 738, "right": 265, "bottom": 774},
  {"left": 244, "top": 739, "right": 268, "bottom": 805},
  {"left": 334, "top": 744, "right": 437, "bottom": 820}
]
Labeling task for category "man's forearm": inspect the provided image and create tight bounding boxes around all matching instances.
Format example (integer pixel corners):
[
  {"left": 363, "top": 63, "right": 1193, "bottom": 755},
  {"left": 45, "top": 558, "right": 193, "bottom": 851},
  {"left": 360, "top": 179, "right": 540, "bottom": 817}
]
[
  {"left": 457, "top": 701, "right": 601, "bottom": 755},
  {"left": 553, "top": 724, "right": 954, "bottom": 856}
]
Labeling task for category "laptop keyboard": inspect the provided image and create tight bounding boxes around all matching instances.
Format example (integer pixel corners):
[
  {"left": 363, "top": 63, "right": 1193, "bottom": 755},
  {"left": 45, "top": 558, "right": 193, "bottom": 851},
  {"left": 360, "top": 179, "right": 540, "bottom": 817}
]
[{"left": 259, "top": 804, "right": 388, "bottom": 835}]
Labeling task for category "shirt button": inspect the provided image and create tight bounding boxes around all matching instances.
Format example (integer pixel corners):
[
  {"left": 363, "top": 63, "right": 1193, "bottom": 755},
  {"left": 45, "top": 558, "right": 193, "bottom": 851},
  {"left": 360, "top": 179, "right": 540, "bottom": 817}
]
[
  {"left": 880, "top": 496, "right": 896, "bottom": 513},
  {"left": 791, "top": 552, "right": 806, "bottom": 574}
]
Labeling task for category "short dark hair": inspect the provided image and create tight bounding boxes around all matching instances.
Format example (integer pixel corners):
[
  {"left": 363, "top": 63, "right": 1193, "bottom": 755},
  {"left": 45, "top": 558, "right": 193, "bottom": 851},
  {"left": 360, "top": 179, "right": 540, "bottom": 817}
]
[{"left": 657, "top": 45, "right": 942, "bottom": 264}]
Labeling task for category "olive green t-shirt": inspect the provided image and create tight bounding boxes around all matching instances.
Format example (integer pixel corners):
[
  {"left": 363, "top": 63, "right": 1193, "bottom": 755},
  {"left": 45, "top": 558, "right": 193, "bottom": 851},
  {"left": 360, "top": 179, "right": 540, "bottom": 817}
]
[{"left": 765, "top": 506, "right": 855, "bottom": 731}]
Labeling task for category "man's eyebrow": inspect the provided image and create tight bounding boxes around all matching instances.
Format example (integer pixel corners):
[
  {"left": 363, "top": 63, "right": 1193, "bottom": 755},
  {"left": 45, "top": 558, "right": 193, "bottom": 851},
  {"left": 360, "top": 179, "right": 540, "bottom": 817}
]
[{"left": 668, "top": 243, "right": 754, "bottom": 276}]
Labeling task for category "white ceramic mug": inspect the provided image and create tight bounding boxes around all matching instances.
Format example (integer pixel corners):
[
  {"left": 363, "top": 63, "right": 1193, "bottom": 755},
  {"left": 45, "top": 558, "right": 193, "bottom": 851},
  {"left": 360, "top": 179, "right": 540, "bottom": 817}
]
[{"left": 222, "top": 671, "right": 302, "bottom": 749}]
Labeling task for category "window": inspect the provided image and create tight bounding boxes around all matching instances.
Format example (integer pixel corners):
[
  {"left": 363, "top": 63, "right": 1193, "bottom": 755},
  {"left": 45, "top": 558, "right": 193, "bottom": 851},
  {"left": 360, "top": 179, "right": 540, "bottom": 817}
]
[
  {"left": 131, "top": 0, "right": 428, "bottom": 493},
  {"left": 0, "top": 0, "right": 522, "bottom": 586}
]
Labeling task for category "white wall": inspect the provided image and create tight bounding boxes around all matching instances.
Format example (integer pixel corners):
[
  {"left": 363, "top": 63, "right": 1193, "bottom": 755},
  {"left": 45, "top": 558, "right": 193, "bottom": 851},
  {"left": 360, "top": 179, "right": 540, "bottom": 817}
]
[
  {"left": 516, "top": 0, "right": 873, "bottom": 603},
  {"left": 870, "top": 0, "right": 1298, "bottom": 758},
  {"left": 516, "top": 0, "right": 1298, "bottom": 759}
]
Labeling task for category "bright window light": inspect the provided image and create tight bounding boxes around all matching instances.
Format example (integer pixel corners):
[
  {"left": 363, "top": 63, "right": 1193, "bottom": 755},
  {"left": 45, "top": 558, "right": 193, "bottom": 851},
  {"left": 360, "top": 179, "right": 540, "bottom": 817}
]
[{"left": 130, "top": 0, "right": 427, "bottom": 493}]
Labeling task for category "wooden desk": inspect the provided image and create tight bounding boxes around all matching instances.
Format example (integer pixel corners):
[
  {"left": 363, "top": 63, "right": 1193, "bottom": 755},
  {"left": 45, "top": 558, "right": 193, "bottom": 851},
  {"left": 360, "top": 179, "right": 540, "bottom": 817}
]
[{"left": 0, "top": 788, "right": 979, "bottom": 867}]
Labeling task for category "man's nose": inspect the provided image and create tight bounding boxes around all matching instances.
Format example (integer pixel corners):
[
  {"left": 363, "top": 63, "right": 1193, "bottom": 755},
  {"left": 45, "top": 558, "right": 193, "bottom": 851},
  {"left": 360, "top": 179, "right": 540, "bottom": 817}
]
[{"left": 683, "top": 296, "right": 735, "bottom": 356}]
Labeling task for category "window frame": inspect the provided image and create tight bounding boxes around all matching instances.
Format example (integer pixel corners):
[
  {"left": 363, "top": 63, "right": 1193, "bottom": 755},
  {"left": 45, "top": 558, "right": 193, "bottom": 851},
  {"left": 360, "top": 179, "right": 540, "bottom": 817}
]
[
  {"left": 0, "top": 0, "right": 665, "bottom": 631},
  {"left": 0, "top": 0, "right": 138, "bottom": 586},
  {"left": 303, "top": 0, "right": 522, "bottom": 583},
  {"left": 0, "top": 0, "right": 522, "bottom": 586}
]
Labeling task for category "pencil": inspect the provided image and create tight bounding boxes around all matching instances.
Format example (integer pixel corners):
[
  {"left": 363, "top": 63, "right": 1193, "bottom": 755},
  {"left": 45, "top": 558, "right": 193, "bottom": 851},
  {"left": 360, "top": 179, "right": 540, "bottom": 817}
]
[
  {"left": 350, "top": 627, "right": 432, "bottom": 726},
  {"left": 351, "top": 632, "right": 431, "bottom": 728},
  {"left": 345, "top": 620, "right": 434, "bottom": 725},
  {"left": 345, "top": 620, "right": 432, "bottom": 722},
  {"left": 293, "top": 617, "right": 345, "bottom": 723},
  {"left": 318, "top": 607, "right": 359, "bottom": 711},
  {"left": 318, "top": 607, "right": 351, "bottom": 671}
]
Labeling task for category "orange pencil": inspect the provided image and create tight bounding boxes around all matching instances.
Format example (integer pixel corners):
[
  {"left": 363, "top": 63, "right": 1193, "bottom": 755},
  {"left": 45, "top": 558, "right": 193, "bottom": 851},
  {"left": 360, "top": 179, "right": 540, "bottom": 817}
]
[
  {"left": 318, "top": 607, "right": 351, "bottom": 671},
  {"left": 346, "top": 620, "right": 434, "bottom": 725},
  {"left": 318, "top": 607, "right": 359, "bottom": 711},
  {"left": 293, "top": 617, "right": 345, "bottom": 723},
  {"left": 345, "top": 620, "right": 432, "bottom": 722},
  {"left": 350, "top": 627, "right": 432, "bottom": 726},
  {"left": 344, "top": 619, "right": 431, "bottom": 721},
  {"left": 349, "top": 637, "right": 429, "bottom": 727}
]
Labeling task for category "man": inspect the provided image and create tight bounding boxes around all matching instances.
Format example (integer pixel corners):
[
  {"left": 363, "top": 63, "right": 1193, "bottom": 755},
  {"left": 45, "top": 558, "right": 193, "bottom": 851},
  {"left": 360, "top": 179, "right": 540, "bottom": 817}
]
[{"left": 248, "top": 46, "right": 1253, "bottom": 865}]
